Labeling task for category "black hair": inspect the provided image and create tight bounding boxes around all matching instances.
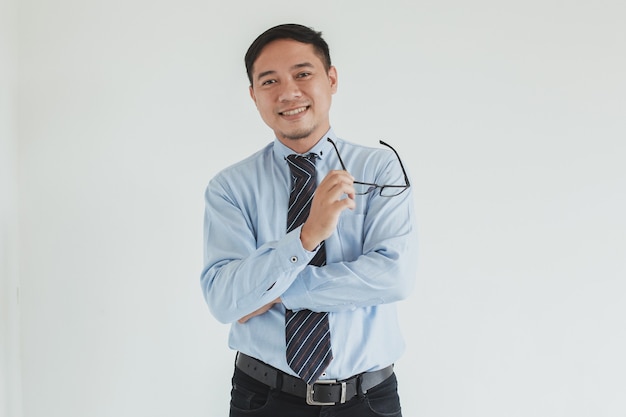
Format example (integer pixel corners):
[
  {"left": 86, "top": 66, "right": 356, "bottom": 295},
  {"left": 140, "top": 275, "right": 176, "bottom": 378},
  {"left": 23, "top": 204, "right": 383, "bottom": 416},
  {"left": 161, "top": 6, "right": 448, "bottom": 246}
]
[{"left": 244, "top": 23, "right": 331, "bottom": 86}]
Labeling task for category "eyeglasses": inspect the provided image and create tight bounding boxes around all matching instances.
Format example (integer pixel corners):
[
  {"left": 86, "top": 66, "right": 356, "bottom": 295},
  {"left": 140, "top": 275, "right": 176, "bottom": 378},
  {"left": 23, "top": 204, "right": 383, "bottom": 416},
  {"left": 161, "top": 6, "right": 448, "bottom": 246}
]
[{"left": 326, "top": 137, "right": 411, "bottom": 197}]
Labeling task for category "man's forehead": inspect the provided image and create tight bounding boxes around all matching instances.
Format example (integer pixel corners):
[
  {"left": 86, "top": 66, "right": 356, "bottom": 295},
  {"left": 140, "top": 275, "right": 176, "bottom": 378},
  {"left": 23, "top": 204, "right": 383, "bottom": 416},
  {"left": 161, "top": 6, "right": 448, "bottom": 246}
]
[{"left": 253, "top": 40, "right": 322, "bottom": 73}]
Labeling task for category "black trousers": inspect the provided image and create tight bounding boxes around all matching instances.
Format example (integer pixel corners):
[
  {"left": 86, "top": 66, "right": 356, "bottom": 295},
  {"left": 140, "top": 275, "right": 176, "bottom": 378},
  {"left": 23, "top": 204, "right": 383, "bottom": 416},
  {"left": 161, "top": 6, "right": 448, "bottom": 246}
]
[{"left": 229, "top": 365, "right": 403, "bottom": 417}]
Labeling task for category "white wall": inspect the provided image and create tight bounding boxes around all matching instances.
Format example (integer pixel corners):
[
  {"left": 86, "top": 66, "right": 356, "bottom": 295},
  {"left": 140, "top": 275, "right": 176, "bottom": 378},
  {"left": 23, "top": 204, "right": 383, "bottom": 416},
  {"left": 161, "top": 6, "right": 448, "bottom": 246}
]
[
  {"left": 1, "top": 0, "right": 22, "bottom": 415},
  {"left": 15, "top": 0, "right": 626, "bottom": 416}
]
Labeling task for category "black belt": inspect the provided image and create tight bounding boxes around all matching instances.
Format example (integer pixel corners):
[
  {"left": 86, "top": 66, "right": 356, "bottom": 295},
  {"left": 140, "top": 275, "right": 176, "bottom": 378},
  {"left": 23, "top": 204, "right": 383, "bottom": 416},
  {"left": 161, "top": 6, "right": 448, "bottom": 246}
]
[{"left": 235, "top": 352, "right": 394, "bottom": 406}]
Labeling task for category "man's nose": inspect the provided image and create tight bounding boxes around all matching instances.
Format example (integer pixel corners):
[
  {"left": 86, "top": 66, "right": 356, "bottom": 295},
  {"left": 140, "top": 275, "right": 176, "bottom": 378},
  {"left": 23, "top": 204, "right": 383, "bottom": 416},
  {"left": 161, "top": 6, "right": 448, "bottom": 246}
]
[{"left": 278, "top": 78, "right": 302, "bottom": 101}]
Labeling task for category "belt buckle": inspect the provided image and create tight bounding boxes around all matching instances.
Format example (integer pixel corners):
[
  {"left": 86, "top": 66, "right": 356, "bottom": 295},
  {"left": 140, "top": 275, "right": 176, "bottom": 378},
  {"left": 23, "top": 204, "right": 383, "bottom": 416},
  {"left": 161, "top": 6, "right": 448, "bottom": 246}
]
[{"left": 305, "top": 380, "right": 346, "bottom": 406}]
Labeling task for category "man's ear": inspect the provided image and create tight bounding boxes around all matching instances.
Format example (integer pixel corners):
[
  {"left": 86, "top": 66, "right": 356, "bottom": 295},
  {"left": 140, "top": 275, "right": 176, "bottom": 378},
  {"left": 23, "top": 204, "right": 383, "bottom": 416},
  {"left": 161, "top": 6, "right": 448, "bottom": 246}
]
[
  {"left": 249, "top": 85, "right": 257, "bottom": 106},
  {"left": 328, "top": 66, "right": 338, "bottom": 94}
]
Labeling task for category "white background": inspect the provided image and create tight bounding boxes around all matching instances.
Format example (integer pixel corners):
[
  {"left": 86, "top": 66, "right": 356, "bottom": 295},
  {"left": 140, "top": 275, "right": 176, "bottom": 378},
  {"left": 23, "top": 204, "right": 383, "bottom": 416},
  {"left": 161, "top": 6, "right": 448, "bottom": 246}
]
[{"left": 2, "top": 0, "right": 625, "bottom": 416}]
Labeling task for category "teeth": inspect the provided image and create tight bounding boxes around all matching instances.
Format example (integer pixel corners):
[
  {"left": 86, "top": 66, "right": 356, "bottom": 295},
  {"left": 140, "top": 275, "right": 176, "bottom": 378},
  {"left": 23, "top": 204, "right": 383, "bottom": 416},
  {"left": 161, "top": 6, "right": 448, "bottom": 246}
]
[{"left": 281, "top": 106, "right": 307, "bottom": 116}]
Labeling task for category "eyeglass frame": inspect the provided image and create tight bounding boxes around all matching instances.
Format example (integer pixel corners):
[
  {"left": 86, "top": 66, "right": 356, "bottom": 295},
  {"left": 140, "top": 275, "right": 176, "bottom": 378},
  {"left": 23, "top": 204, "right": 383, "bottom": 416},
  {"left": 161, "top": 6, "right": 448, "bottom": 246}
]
[{"left": 326, "top": 137, "right": 411, "bottom": 197}]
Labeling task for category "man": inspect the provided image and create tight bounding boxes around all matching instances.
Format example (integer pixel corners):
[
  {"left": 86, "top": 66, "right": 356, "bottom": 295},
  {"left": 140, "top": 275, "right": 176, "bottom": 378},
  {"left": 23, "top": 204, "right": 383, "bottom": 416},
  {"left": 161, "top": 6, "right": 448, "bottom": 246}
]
[{"left": 201, "top": 23, "right": 418, "bottom": 416}]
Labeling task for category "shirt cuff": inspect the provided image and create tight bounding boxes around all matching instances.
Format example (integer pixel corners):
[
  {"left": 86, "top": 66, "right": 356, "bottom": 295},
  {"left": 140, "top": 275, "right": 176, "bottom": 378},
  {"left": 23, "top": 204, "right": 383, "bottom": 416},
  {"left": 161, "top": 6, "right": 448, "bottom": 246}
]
[
  {"left": 281, "top": 268, "right": 316, "bottom": 311},
  {"left": 280, "top": 226, "right": 315, "bottom": 264}
]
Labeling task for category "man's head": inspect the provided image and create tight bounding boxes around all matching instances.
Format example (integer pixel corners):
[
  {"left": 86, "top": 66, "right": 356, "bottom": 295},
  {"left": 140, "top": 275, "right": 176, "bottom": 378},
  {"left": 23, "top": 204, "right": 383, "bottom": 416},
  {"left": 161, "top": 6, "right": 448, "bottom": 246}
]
[
  {"left": 246, "top": 24, "right": 338, "bottom": 152},
  {"left": 245, "top": 23, "right": 332, "bottom": 86}
]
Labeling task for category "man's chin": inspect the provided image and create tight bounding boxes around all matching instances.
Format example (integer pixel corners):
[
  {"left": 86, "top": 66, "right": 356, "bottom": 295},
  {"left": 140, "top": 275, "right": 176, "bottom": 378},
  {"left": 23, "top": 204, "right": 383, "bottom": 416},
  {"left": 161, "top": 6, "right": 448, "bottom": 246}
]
[{"left": 281, "top": 128, "right": 316, "bottom": 141}]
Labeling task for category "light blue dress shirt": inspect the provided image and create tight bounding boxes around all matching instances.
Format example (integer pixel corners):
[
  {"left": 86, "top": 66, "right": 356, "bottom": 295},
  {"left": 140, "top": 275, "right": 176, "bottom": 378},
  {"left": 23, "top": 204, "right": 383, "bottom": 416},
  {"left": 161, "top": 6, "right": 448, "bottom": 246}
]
[{"left": 201, "top": 128, "right": 418, "bottom": 380}]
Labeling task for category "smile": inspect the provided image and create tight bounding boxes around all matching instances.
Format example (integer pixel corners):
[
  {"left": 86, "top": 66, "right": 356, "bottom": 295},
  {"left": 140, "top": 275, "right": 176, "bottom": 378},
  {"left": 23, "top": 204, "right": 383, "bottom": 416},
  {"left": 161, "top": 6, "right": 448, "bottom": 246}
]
[{"left": 280, "top": 106, "right": 308, "bottom": 116}]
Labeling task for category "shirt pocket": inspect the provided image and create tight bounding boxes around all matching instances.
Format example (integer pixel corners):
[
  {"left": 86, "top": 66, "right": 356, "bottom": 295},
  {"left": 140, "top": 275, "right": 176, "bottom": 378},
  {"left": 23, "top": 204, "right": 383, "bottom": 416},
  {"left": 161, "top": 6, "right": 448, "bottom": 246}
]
[{"left": 336, "top": 212, "right": 365, "bottom": 262}]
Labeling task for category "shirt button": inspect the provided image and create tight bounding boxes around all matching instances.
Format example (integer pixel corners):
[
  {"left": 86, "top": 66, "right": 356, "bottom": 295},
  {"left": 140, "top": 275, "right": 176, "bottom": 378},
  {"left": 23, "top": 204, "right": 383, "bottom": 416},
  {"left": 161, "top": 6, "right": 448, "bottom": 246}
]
[{"left": 290, "top": 256, "right": 298, "bottom": 263}]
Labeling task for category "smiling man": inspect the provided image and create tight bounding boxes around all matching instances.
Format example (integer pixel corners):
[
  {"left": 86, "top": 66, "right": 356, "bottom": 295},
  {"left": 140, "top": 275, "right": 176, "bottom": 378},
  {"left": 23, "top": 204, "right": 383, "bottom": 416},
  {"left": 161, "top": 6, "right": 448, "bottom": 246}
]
[
  {"left": 249, "top": 37, "right": 337, "bottom": 150},
  {"left": 201, "top": 23, "right": 418, "bottom": 416}
]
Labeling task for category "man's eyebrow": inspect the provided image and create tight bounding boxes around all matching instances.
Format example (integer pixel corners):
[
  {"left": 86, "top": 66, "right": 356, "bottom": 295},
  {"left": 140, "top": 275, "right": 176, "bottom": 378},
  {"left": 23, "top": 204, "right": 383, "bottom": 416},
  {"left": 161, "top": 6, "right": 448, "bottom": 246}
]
[
  {"left": 256, "top": 62, "right": 315, "bottom": 81},
  {"left": 292, "top": 62, "right": 315, "bottom": 70},
  {"left": 256, "top": 70, "right": 276, "bottom": 81}
]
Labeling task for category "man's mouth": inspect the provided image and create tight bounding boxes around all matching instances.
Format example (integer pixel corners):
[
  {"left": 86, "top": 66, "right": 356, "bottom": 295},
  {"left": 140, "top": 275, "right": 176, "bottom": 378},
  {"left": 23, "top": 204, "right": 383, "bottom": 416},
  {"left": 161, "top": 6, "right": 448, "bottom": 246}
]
[{"left": 279, "top": 106, "right": 308, "bottom": 116}]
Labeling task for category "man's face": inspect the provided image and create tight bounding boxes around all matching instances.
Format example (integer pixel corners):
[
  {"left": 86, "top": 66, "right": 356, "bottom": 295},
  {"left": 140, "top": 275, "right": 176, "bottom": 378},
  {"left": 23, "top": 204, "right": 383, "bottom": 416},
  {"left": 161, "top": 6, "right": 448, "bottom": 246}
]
[{"left": 249, "top": 39, "right": 338, "bottom": 153}]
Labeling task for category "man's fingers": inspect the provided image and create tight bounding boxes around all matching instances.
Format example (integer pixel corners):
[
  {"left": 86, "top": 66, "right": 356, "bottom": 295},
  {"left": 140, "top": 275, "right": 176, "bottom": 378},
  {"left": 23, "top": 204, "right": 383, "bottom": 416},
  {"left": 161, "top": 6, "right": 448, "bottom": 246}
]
[{"left": 238, "top": 298, "right": 281, "bottom": 324}]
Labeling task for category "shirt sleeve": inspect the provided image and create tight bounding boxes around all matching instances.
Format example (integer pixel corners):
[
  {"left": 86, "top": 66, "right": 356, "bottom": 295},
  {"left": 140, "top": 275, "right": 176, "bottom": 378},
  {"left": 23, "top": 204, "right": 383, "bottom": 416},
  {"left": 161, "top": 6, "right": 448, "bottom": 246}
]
[
  {"left": 200, "top": 176, "right": 316, "bottom": 324},
  {"left": 281, "top": 153, "right": 418, "bottom": 312}
]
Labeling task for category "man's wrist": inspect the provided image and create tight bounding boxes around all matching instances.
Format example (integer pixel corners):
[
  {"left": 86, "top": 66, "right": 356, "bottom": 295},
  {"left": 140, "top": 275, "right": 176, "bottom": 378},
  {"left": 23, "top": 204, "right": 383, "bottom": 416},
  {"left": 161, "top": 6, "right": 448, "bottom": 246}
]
[{"left": 300, "top": 225, "right": 321, "bottom": 251}]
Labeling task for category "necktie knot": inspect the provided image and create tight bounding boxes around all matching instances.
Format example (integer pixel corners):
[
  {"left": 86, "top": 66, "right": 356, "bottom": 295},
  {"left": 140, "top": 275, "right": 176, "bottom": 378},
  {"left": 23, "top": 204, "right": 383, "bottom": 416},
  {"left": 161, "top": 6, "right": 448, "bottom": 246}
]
[{"left": 286, "top": 153, "right": 317, "bottom": 179}]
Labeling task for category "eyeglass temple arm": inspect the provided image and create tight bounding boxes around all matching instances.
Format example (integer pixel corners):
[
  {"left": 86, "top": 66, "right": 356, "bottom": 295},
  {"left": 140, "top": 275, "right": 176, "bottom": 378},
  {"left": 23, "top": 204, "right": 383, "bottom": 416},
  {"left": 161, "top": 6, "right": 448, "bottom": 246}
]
[
  {"left": 379, "top": 140, "right": 410, "bottom": 187},
  {"left": 327, "top": 138, "right": 348, "bottom": 171}
]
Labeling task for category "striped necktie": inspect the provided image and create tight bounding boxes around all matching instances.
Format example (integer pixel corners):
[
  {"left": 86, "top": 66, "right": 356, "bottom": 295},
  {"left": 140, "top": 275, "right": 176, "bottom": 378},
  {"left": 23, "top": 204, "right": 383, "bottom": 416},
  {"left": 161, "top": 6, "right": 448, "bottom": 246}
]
[{"left": 285, "top": 153, "right": 333, "bottom": 384}]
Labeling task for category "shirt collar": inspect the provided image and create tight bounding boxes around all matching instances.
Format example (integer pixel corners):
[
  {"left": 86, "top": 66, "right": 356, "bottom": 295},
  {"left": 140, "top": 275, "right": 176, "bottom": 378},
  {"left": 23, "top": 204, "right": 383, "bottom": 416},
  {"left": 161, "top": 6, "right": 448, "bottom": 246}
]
[{"left": 272, "top": 127, "right": 337, "bottom": 163}]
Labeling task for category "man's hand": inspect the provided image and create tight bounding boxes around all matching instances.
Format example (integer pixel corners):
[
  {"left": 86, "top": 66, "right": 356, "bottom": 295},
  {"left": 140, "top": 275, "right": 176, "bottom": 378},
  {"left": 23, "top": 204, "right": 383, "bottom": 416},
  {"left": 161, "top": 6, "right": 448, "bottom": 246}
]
[
  {"left": 238, "top": 298, "right": 282, "bottom": 323},
  {"left": 301, "top": 170, "right": 356, "bottom": 251}
]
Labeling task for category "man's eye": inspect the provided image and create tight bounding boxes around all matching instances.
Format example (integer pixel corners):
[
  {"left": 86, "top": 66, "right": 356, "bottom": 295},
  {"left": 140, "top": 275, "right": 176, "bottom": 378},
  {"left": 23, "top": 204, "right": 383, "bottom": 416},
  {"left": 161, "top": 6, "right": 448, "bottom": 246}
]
[
  {"left": 261, "top": 79, "right": 276, "bottom": 86},
  {"left": 296, "top": 72, "right": 311, "bottom": 79}
]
